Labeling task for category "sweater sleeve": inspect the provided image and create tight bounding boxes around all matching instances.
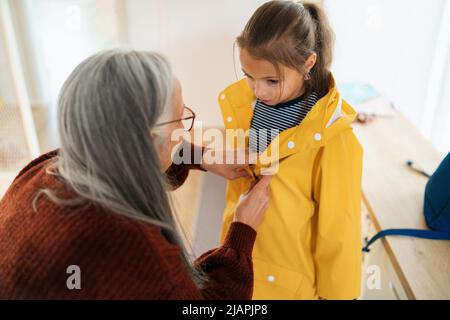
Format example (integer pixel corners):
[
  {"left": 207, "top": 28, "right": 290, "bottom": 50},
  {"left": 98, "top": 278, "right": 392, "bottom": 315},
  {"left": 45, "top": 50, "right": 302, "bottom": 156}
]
[
  {"left": 193, "top": 222, "right": 256, "bottom": 300},
  {"left": 166, "top": 222, "right": 257, "bottom": 300},
  {"left": 165, "top": 141, "right": 206, "bottom": 191}
]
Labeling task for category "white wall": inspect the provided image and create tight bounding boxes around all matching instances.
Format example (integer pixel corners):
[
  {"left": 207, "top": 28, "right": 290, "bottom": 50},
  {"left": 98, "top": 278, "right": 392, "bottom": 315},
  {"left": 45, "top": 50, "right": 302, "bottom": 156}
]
[
  {"left": 432, "top": 52, "right": 450, "bottom": 154},
  {"left": 127, "top": 0, "right": 449, "bottom": 154},
  {"left": 324, "top": 0, "right": 449, "bottom": 153},
  {"left": 0, "top": 28, "right": 16, "bottom": 106},
  {"left": 0, "top": 0, "right": 126, "bottom": 148},
  {"left": 126, "top": 0, "right": 267, "bottom": 128},
  {"left": 3, "top": 0, "right": 448, "bottom": 153},
  {"left": 19, "top": 0, "right": 124, "bottom": 107},
  {"left": 1, "top": 1, "right": 125, "bottom": 108}
]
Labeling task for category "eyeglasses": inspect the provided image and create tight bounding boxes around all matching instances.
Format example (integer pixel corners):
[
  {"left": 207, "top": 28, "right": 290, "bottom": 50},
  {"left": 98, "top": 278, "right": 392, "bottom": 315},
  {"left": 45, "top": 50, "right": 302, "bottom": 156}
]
[{"left": 155, "top": 105, "right": 196, "bottom": 132}]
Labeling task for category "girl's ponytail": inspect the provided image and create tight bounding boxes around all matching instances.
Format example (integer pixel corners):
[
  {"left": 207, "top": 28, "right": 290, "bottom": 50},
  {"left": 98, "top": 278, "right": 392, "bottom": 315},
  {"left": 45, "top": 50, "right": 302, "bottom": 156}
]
[{"left": 302, "top": 1, "right": 335, "bottom": 97}]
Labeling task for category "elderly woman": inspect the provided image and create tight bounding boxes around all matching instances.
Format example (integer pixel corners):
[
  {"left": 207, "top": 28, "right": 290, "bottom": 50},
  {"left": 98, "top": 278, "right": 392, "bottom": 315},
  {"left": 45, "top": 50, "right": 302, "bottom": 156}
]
[{"left": 0, "top": 50, "right": 272, "bottom": 299}]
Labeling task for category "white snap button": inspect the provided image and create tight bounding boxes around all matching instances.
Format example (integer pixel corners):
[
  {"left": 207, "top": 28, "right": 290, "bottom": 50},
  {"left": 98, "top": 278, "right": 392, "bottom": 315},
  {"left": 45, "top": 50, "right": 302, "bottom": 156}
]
[
  {"left": 314, "top": 133, "right": 322, "bottom": 141},
  {"left": 220, "top": 93, "right": 226, "bottom": 100},
  {"left": 267, "top": 275, "right": 275, "bottom": 282},
  {"left": 287, "top": 141, "right": 295, "bottom": 149},
  {"left": 227, "top": 116, "right": 233, "bottom": 123}
]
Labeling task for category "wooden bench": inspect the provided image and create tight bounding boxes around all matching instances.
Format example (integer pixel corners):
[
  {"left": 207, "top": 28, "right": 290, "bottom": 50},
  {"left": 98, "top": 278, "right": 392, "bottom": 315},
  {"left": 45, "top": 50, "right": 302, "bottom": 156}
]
[{"left": 354, "top": 108, "right": 450, "bottom": 299}]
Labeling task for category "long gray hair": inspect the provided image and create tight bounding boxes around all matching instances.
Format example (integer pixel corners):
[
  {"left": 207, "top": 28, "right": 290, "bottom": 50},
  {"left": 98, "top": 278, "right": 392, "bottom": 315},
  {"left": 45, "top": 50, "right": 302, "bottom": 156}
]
[{"left": 37, "top": 50, "right": 205, "bottom": 287}]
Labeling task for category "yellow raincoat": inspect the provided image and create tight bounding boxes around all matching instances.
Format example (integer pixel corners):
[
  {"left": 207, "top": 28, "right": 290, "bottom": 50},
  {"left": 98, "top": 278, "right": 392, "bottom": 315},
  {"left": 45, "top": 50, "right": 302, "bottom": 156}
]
[{"left": 218, "top": 75, "right": 363, "bottom": 300}]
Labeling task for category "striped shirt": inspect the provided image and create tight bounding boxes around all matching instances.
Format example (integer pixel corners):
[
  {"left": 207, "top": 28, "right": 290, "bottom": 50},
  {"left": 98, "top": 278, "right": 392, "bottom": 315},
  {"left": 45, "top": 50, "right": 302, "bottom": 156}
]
[{"left": 249, "top": 92, "right": 319, "bottom": 153}]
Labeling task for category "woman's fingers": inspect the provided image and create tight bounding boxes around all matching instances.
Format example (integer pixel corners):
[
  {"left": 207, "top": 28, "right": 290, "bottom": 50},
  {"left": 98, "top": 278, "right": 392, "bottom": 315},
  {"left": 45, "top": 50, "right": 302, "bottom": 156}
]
[
  {"left": 225, "top": 167, "right": 248, "bottom": 180},
  {"left": 235, "top": 167, "right": 250, "bottom": 178},
  {"left": 233, "top": 174, "right": 273, "bottom": 230},
  {"left": 243, "top": 173, "right": 272, "bottom": 194},
  {"left": 253, "top": 174, "right": 273, "bottom": 190}
]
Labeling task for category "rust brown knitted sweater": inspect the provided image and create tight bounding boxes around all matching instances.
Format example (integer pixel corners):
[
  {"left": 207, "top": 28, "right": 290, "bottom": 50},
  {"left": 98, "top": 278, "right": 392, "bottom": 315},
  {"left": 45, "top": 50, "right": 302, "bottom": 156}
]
[{"left": 0, "top": 150, "right": 256, "bottom": 299}]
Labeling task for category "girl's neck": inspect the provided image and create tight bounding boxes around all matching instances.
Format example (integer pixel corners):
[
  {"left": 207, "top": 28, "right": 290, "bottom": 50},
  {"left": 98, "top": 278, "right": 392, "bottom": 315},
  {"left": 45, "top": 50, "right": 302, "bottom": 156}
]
[{"left": 279, "top": 85, "right": 306, "bottom": 105}]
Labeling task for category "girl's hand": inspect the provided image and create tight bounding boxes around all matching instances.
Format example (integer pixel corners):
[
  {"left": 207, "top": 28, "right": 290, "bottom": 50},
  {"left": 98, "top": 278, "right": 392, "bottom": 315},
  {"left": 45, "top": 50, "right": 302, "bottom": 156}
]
[
  {"left": 233, "top": 175, "right": 273, "bottom": 231},
  {"left": 201, "top": 148, "right": 257, "bottom": 180}
]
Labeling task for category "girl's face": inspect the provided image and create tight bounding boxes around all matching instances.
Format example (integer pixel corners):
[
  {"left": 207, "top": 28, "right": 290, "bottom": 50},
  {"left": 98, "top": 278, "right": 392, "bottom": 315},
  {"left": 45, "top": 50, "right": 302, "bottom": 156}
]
[{"left": 240, "top": 48, "right": 313, "bottom": 106}]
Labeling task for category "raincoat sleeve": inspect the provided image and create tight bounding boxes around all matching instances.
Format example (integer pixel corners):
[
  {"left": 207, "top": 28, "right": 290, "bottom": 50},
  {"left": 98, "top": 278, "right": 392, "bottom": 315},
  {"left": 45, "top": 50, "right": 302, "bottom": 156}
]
[{"left": 312, "top": 129, "right": 363, "bottom": 300}]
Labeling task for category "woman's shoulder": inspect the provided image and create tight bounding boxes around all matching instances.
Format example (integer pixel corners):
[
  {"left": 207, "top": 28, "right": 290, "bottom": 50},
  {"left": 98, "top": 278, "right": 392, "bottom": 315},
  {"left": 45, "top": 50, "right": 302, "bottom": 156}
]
[
  {"left": 0, "top": 150, "right": 61, "bottom": 215},
  {"left": 1, "top": 148, "right": 176, "bottom": 256},
  {"left": 15, "top": 149, "right": 59, "bottom": 181},
  {"left": 3, "top": 149, "right": 177, "bottom": 249}
]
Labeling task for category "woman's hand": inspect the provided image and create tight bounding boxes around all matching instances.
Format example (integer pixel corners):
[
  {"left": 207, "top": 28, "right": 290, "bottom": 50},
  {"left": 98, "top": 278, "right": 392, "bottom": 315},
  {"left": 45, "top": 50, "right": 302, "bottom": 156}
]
[
  {"left": 233, "top": 175, "right": 273, "bottom": 231},
  {"left": 200, "top": 148, "right": 257, "bottom": 180}
]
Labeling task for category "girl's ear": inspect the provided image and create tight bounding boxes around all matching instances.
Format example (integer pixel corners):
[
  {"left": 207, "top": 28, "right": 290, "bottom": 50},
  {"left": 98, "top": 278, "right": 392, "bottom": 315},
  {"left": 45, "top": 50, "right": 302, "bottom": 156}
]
[{"left": 305, "top": 53, "right": 317, "bottom": 73}]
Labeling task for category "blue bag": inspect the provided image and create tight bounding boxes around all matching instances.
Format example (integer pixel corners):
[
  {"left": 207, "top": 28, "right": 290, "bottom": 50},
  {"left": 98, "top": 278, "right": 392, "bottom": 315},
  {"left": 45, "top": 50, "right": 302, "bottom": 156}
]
[{"left": 363, "top": 152, "right": 450, "bottom": 252}]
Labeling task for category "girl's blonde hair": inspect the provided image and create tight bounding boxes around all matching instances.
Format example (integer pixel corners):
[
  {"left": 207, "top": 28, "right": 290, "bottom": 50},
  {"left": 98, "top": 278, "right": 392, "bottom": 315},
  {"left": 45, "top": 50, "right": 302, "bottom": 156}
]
[{"left": 237, "top": 0, "right": 335, "bottom": 98}]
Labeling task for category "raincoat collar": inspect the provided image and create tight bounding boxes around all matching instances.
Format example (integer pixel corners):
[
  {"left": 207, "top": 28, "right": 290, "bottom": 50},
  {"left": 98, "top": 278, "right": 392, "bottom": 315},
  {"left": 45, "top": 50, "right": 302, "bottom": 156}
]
[{"left": 219, "top": 73, "right": 358, "bottom": 168}]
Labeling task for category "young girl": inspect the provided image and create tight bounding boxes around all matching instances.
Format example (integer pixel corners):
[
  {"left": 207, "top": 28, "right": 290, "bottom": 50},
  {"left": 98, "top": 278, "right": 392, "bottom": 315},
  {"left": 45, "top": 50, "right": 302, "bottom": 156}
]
[{"left": 218, "top": 1, "right": 363, "bottom": 299}]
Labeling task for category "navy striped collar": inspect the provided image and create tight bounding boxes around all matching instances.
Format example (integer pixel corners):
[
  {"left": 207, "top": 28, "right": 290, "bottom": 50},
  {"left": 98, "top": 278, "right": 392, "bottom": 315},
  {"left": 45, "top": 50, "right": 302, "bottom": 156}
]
[
  {"left": 249, "top": 91, "right": 319, "bottom": 153},
  {"left": 257, "top": 92, "right": 316, "bottom": 109}
]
